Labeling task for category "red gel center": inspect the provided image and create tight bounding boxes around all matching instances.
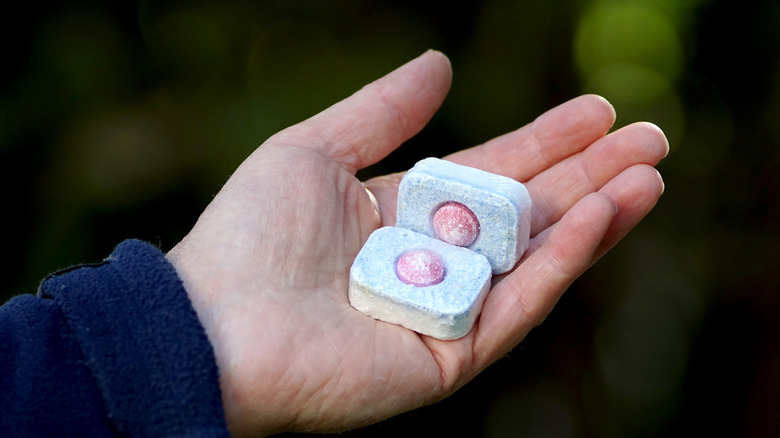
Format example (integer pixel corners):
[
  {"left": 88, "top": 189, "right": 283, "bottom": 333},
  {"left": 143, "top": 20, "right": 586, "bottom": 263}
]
[
  {"left": 395, "top": 250, "right": 446, "bottom": 287},
  {"left": 432, "top": 201, "right": 480, "bottom": 247}
]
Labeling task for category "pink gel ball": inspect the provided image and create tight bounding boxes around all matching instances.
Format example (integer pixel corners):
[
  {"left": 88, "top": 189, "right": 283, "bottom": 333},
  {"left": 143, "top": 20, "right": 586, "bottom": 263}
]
[
  {"left": 395, "top": 250, "right": 446, "bottom": 287},
  {"left": 432, "top": 202, "right": 480, "bottom": 247}
]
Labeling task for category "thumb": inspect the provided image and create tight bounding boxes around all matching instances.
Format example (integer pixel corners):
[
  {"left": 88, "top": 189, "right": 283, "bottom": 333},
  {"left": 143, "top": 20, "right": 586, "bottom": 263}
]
[{"left": 266, "top": 50, "right": 453, "bottom": 173}]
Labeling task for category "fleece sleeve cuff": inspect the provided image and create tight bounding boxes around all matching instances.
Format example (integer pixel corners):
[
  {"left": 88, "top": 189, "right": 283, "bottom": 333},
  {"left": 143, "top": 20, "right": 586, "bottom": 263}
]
[{"left": 38, "top": 239, "right": 229, "bottom": 437}]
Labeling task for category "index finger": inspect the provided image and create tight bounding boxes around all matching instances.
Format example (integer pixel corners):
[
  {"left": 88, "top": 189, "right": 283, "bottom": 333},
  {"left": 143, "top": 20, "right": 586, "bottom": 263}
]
[{"left": 445, "top": 94, "right": 616, "bottom": 181}]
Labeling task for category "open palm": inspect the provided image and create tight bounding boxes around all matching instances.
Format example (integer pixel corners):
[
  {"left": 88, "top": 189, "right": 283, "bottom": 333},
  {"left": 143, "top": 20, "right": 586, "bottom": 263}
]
[{"left": 166, "top": 50, "right": 668, "bottom": 437}]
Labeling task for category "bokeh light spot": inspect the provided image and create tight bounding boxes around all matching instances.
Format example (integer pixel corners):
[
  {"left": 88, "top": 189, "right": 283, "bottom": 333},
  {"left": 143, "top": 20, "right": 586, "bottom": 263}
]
[{"left": 575, "top": 2, "right": 684, "bottom": 81}]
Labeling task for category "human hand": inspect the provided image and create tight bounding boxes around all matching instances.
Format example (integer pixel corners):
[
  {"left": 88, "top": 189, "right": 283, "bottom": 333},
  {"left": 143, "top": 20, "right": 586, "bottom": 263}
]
[{"left": 166, "top": 50, "right": 668, "bottom": 436}]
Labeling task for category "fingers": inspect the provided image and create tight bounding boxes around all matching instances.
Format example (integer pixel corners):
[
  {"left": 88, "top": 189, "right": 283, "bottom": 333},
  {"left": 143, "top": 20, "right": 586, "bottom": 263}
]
[
  {"left": 527, "top": 121, "right": 669, "bottom": 235},
  {"left": 470, "top": 165, "right": 664, "bottom": 364},
  {"left": 267, "top": 50, "right": 453, "bottom": 173},
  {"left": 472, "top": 192, "right": 617, "bottom": 362},
  {"left": 363, "top": 94, "right": 619, "bottom": 226},
  {"left": 525, "top": 163, "right": 665, "bottom": 263},
  {"left": 445, "top": 94, "right": 616, "bottom": 180}
]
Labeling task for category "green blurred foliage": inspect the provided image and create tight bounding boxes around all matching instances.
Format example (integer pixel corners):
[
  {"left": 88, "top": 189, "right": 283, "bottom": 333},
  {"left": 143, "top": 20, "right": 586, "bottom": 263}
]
[{"left": 2, "top": 0, "right": 780, "bottom": 436}]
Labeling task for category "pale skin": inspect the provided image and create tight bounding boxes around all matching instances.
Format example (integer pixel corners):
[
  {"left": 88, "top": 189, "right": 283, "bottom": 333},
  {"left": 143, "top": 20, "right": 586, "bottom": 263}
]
[{"left": 166, "top": 50, "right": 669, "bottom": 436}]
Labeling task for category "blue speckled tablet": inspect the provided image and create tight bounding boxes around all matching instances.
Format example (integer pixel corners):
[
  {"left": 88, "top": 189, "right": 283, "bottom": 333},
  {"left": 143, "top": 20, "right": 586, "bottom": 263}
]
[
  {"left": 397, "top": 158, "right": 532, "bottom": 274},
  {"left": 349, "top": 226, "right": 492, "bottom": 340}
]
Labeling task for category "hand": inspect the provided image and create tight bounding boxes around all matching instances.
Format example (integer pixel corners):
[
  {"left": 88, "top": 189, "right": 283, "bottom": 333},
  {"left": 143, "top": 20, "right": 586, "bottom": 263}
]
[{"left": 166, "top": 50, "right": 668, "bottom": 436}]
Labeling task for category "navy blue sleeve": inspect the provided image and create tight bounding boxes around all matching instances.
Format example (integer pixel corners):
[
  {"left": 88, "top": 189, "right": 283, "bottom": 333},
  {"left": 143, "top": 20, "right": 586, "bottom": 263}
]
[{"left": 0, "top": 239, "right": 230, "bottom": 437}]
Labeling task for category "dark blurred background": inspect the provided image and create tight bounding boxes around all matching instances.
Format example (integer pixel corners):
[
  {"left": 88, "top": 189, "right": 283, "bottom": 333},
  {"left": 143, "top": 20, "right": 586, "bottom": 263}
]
[{"left": 2, "top": 0, "right": 778, "bottom": 436}]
